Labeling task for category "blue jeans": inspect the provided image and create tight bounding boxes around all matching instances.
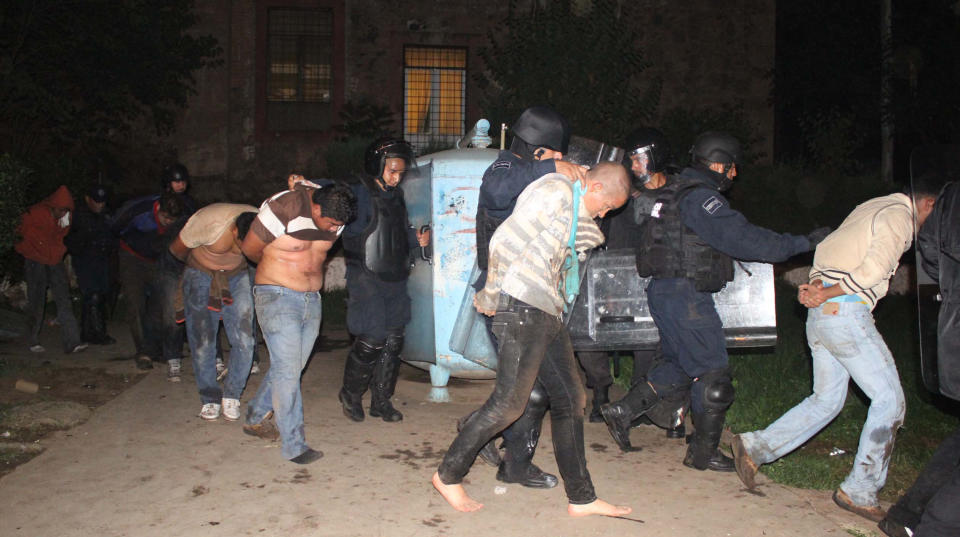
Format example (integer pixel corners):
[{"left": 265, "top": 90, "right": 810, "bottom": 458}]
[
  {"left": 245, "top": 285, "right": 322, "bottom": 460},
  {"left": 740, "top": 302, "right": 905, "bottom": 507},
  {"left": 182, "top": 267, "right": 255, "bottom": 404}
]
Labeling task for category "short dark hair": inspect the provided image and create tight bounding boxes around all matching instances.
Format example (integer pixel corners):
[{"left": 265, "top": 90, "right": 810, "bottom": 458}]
[
  {"left": 235, "top": 211, "right": 257, "bottom": 241},
  {"left": 157, "top": 193, "right": 185, "bottom": 219},
  {"left": 909, "top": 172, "right": 945, "bottom": 199},
  {"left": 311, "top": 182, "right": 357, "bottom": 224}
]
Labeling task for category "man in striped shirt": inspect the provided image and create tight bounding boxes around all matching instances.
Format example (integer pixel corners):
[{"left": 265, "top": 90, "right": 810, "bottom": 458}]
[
  {"left": 240, "top": 181, "right": 357, "bottom": 464},
  {"left": 433, "top": 162, "right": 633, "bottom": 517}
]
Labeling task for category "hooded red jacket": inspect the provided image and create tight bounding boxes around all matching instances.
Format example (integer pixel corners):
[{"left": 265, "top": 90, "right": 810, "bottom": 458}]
[{"left": 15, "top": 185, "right": 75, "bottom": 265}]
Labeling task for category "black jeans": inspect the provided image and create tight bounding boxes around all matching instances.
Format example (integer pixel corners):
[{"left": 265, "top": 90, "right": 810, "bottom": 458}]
[
  {"left": 438, "top": 297, "right": 596, "bottom": 504},
  {"left": 24, "top": 258, "right": 81, "bottom": 350}
]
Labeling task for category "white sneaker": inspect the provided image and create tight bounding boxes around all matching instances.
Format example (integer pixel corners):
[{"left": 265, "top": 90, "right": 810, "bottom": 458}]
[
  {"left": 250, "top": 362, "right": 260, "bottom": 375},
  {"left": 69, "top": 343, "right": 89, "bottom": 353},
  {"left": 29, "top": 345, "right": 45, "bottom": 353},
  {"left": 167, "top": 359, "right": 181, "bottom": 382},
  {"left": 199, "top": 403, "right": 221, "bottom": 420},
  {"left": 215, "top": 357, "right": 225, "bottom": 374},
  {"left": 221, "top": 398, "right": 241, "bottom": 421}
]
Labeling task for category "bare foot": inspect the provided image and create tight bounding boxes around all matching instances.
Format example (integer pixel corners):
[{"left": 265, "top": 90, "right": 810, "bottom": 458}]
[
  {"left": 432, "top": 472, "right": 483, "bottom": 512},
  {"left": 568, "top": 499, "right": 632, "bottom": 518}
]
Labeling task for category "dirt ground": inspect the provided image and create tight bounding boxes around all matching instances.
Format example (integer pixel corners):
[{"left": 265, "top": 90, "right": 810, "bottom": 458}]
[{"left": 0, "top": 322, "right": 886, "bottom": 537}]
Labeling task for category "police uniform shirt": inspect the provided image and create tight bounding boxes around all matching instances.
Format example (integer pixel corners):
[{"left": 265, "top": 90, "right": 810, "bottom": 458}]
[
  {"left": 674, "top": 168, "right": 809, "bottom": 265},
  {"left": 478, "top": 150, "right": 558, "bottom": 219}
]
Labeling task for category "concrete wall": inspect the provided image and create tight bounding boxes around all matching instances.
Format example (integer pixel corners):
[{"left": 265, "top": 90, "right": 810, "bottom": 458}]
[{"left": 167, "top": 0, "right": 775, "bottom": 203}]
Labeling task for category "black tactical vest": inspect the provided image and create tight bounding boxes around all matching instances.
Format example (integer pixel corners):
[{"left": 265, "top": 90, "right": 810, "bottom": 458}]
[
  {"left": 636, "top": 175, "right": 734, "bottom": 292},
  {"left": 347, "top": 177, "right": 411, "bottom": 282}
]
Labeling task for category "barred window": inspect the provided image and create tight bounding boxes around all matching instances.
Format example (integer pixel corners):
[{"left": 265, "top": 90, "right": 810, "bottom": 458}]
[
  {"left": 266, "top": 8, "right": 333, "bottom": 131},
  {"left": 404, "top": 46, "right": 466, "bottom": 151}
]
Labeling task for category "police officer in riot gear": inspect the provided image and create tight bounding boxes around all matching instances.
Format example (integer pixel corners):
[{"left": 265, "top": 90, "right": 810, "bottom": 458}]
[
  {"left": 338, "top": 137, "right": 429, "bottom": 423},
  {"left": 601, "top": 131, "right": 824, "bottom": 471},
  {"left": 577, "top": 127, "right": 679, "bottom": 428},
  {"left": 469, "top": 105, "right": 586, "bottom": 489},
  {"left": 161, "top": 162, "right": 197, "bottom": 215}
]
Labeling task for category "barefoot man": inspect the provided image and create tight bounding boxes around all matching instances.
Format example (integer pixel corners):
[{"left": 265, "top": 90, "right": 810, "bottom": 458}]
[
  {"left": 432, "top": 162, "right": 633, "bottom": 517},
  {"left": 240, "top": 180, "right": 357, "bottom": 464}
]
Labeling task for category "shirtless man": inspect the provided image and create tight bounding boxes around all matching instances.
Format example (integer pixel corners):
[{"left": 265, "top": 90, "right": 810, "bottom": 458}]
[
  {"left": 169, "top": 203, "right": 258, "bottom": 419},
  {"left": 240, "top": 181, "right": 357, "bottom": 464}
]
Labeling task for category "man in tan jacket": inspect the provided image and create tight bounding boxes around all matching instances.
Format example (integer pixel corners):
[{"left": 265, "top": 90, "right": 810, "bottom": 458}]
[{"left": 732, "top": 188, "right": 938, "bottom": 523}]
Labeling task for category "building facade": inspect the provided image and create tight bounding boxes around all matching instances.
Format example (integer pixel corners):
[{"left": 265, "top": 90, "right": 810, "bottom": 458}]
[{"left": 168, "top": 0, "right": 775, "bottom": 203}]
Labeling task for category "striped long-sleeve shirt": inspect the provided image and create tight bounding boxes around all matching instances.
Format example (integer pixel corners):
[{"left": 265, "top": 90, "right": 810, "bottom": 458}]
[
  {"left": 810, "top": 193, "right": 915, "bottom": 310},
  {"left": 477, "top": 174, "right": 605, "bottom": 315}
]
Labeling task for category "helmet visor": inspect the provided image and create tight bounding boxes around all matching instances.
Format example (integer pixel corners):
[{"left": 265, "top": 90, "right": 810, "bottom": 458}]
[{"left": 627, "top": 145, "right": 653, "bottom": 181}]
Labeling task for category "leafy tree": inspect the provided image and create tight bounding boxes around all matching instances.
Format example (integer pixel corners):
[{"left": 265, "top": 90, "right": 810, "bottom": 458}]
[
  {"left": 475, "top": 0, "right": 660, "bottom": 145},
  {"left": 0, "top": 1, "right": 221, "bottom": 163},
  {"left": 774, "top": 0, "right": 960, "bottom": 178}
]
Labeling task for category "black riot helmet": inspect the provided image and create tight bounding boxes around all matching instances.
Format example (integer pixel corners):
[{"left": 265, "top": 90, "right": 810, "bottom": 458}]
[
  {"left": 161, "top": 163, "right": 189, "bottom": 190},
  {"left": 623, "top": 127, "right": 670, "bottom": 186},
  {"left": 690, "top": 131, "right": 741, "bottom": 168},
  {"left": 689, "top": 131, "right": 741, "bottom": 190},
  {"left": 510, "top": 105, "right": 571, "bottom": 157},
  {"left": 363, "top": 136, "right": 414, "bottom": 187}
]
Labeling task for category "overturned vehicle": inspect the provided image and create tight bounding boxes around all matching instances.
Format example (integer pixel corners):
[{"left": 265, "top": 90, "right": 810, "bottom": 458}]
[{"left": 399, "top": 121, "right": 777, "bottom": 402}]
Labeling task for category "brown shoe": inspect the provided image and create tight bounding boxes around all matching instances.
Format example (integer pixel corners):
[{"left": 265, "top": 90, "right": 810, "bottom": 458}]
[
  {"left": 243, "top": 411, "right": 279, "bottom": 441},
  {"left": 832, "top": 489, "right": 887, "bottom": 523},
  {"left": 731, "top": 434, "right": 759, "bottom": 489}
]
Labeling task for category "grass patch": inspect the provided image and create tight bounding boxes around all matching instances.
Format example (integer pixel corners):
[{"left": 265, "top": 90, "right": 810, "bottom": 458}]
[{"left": 726, "top": 281, "right": 959, "bottom": 501}]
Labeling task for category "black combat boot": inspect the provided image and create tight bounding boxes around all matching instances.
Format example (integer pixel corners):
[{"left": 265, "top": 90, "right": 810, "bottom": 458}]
[
  {"left": 665, "top": 407, "right": 686, "bottom": 439},
  {"left": 496, "top": 419, "right": 558, "bottom": 489},
  {"left": 497, "top": 383, "right": 556, "bottom": 488},
  {"left": 369, "top": 350, "right": 403, "bottom": 422},
  {"left": 601, "top": 381, "right": 658, "bottom": 451},
  {"left": 588, "top": 384, "right": 610, "bottom": 423},
  {"left": 683, "top": 411, "right": 735, "bottom": 472},
  {"left": 81, "top": 297, "right": 96, "bottom": 344},
  {"left": 88, "top": 294, "right": 115, "bottom": 344},
  {"left": 338, "top": 338, "right": 380, "bottom": 422}
]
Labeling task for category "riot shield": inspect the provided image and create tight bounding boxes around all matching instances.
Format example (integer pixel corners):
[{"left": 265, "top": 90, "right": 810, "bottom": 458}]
[
  {"left": 565, "top": 135, "right": 625, "bottom": 167},
  {"left": 564, "top": 249, "right": 777, "bottom": 351},
  {"left": 910, "top": 145, "right": 960, "bottom": 394}
]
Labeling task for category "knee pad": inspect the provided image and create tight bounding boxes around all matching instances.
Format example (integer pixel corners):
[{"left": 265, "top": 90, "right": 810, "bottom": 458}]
[
  {"left": 694, "top": 369, "right": 734, "bottom": 413},
  {"left": 527, "top": 382, "right": 550, "bottom": 411},
  {"left": 384, "top": 328, "right": 404, "bottom": 355},
  {"left": 354, "top": 335, "right": 385, "bottom": 362}
]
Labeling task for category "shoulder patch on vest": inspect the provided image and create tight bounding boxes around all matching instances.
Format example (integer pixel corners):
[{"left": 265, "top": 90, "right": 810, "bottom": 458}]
[
  {"left": 702, "top": 196, "right": 723, "bottom": 215},
  {"left": 492, "top": 160, "right": 512, "bottom": 170}
]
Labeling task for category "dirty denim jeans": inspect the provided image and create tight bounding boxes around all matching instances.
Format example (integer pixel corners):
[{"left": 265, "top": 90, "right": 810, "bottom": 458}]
[
  {"left": 740, "top": 302, "right": 905, "bottom": 507},
  {"left": 245, "top": 285, "right": 321, "bottom": 460},
  {"left": 182, "top": 267, "right": 255, "bottom": 404},
  {"left": 438, "top": 296, "right": 596, "bottom": 504}
]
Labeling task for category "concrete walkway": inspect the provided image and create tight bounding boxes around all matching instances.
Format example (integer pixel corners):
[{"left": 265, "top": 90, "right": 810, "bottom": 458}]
[{"left": 0, "top": 328, "right": 880, "bottom": 537}]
